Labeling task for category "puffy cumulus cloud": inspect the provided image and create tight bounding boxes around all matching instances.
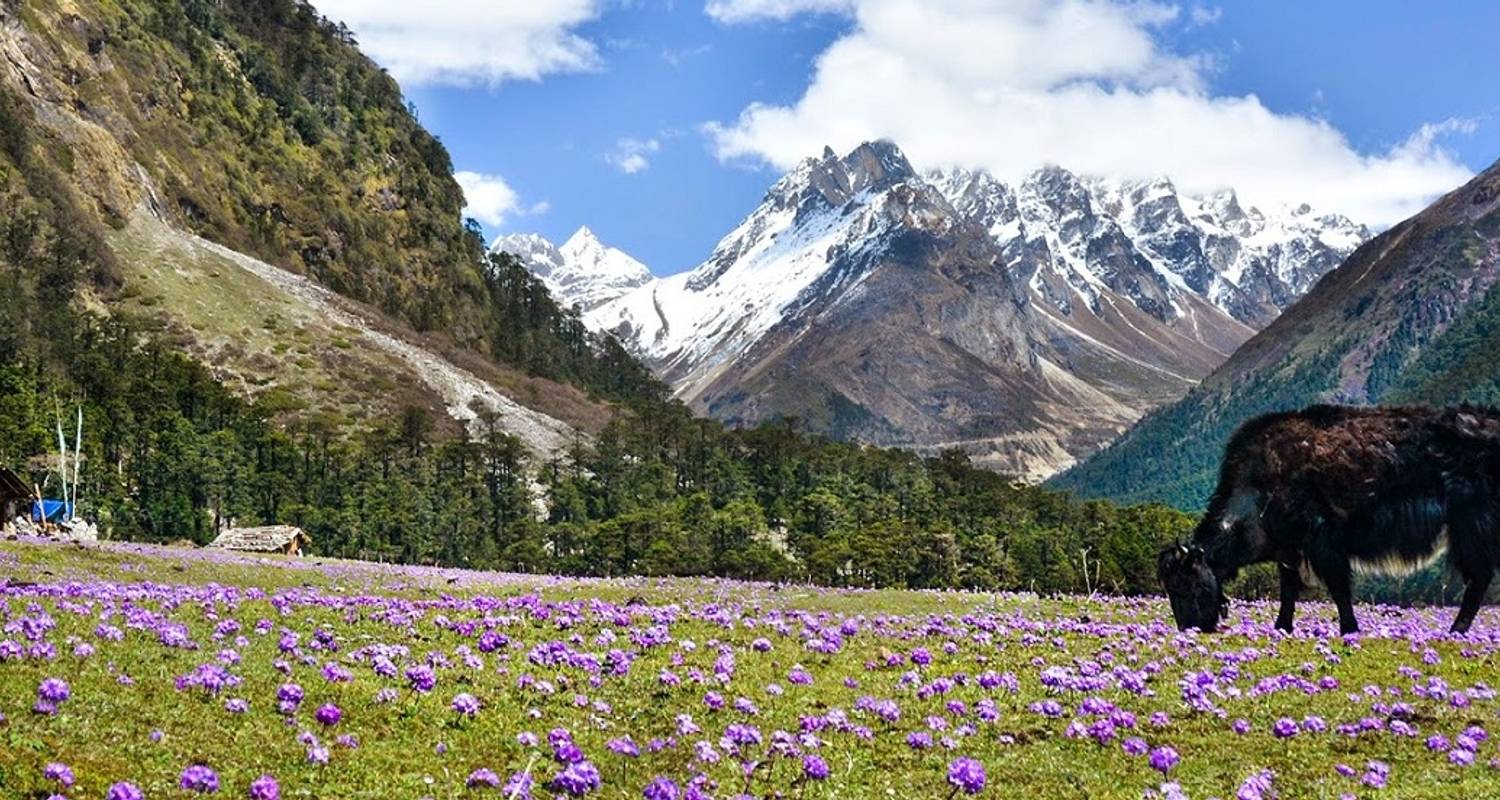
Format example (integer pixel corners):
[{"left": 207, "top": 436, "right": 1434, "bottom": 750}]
[
  {"left": 312, "top": 1, "right": 602, "bottom": 86},
  {"left": 454, "top": 172, "right": 547, "bottom": 228},
  {"left": 607, "top": 138, "right": 662, "bottom": 174},
  {"left": 705, "top": 0, "right": 1473, "bottom": 226}
]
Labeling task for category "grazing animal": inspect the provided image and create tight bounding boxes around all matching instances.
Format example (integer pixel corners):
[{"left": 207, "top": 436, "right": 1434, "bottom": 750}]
[{"left": 1158, "top": 405, "right": 1500, "bottom": 635}]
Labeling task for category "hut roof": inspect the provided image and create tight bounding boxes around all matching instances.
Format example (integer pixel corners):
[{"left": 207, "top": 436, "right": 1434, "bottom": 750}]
[
  {"left": 208, "top": 525, "right": 307, "bottom": 552},
  {"left": 0, "top": 468, "right": 30, "bottom": 502}
]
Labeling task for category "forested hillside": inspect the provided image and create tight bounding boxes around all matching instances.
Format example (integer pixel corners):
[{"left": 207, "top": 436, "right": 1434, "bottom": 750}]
[{"left": 2, "top": 0, "right": 658, "bottom": 411}]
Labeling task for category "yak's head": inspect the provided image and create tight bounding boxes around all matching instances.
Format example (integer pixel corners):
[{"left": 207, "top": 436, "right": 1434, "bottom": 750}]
[{"left": 1157, "top": 543, "right": 1227, "bottom": 633}]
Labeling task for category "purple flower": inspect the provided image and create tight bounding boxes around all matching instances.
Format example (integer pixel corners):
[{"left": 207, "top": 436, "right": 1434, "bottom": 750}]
[
  {"left": 180, "top": 763, "right": 221, "bottom": 793},
  {"left": 277, "top": 683, "right": 304, "bottom": 712},
  {"left": 505, "top": 771, "right": 535, "bottom": 798},
  {"left": 406, "top": 664, "right": 437, "bottom": 693},
  {"left": 552, "top": 760, "right": 602, "bottom": 796},
  {"left": 947, "top": 757, "right": 986, "bottom": 795},
  {"left": 34, "top": 677, "right": 70, "bottom": 714},
  {"left": 1271, "top": 718, "right": 1299, "bottom": 738},
  {"left": 1237, "top": 769, "right": 1276, "bottom": 800},
  {"left": 44, "top": 762, "right": 74, "bottom": 787},
  {"left": 315, "top": 703, "right": 342, "bottom": 726},
  {"left": 724, "top": 723, "right": 763, "bottom": 747},
  {"left": 467, "top": 768, "right": 502, "bottom": 788},
  {"left": 804, "top": 754, "right": 830, "bottom": 781},
  {"left": 107, "top": 783, "right": 144, "bottom": 800},
  {"left": 452, "top": 692, "right": 481, "bottom": 716},
  {"left": 249, "top": 774, "right": 281, "bottom": 800},
  {"left": 554, "top": 741, "right": 586, "bottom": 764},
  {"left": 1149, "top": 746, "right": 1180, "bottom": 774},
  {"left": 643, "top": 777, "right": 680, "bottom": 800},
  {"left": 1122, "top": 737, "right": 1149, "bottom": 756},
  {"left": 38, "top": 677, "right": 70, "bottom": 704}
]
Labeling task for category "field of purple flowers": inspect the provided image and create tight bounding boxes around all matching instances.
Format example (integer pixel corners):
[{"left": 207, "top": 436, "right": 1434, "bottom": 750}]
[{"left": 3, "top": 537, "right": 1500, "bottom": 798}]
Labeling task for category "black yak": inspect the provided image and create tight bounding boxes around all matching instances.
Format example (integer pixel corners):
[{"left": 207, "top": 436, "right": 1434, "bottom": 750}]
[{"left": 1158, "top": 405, "right": 1500, "bottom": 635}]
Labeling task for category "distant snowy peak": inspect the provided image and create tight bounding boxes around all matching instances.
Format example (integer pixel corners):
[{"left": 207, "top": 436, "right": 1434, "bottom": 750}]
[
  {"left": 492, "top": 226, "right": 652, "bottom": 313},
  {"left": 491, "top": 232, "right": 563, "bottom": 276},
  {"left": 929, "top": 164, "right": 1370, "bottom": 326}
]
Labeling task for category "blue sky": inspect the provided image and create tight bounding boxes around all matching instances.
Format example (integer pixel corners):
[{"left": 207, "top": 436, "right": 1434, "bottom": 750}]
[{"left": 316, "top": 1, "right": 1500, "bottom": 276}]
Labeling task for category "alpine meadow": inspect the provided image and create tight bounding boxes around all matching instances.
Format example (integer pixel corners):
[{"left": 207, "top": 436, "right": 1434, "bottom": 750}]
[{"left": 4, "top": 0, "right": 1500, "bottom": 798}]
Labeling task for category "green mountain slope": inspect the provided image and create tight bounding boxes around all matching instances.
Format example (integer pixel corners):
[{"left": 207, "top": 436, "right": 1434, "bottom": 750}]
[
  {"left": 1, "top": 0, "right": 660, "bottom": 430},
  {"left": 1051, "top": 160, "right": 1500, "bottom": 509}
]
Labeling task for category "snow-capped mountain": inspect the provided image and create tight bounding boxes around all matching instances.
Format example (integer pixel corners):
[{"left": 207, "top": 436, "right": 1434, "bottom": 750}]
[
  {"left": 933, "top": 166, "right": 1367, "bottom": 330},
  {"left": 492, "top": 227, "right": 653, "bottom": 313},
  {"left": 584, "top": 143, "right": 941, "bottom": 398},
  {"left": 511, "top": 142, "right": 1368, "bottom": 479}
]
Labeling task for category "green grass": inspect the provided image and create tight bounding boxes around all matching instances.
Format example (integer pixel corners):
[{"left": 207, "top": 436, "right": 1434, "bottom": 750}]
[
  {"left": 107, "top": 211, "right": 437, "bottom": 432},
  {"left": 3, "top": 537, "right": 1500, "bottom": 798}
]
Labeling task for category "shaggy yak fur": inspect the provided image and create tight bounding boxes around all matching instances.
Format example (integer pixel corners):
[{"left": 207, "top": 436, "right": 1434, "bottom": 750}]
[{"left": 1158, "top": 405, "right": 1500, "bottom": 634}]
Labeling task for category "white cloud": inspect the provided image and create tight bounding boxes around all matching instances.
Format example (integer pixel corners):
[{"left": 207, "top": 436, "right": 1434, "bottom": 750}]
[
  {"left": 607, "top": 138, "right": 662, "bottom": 174},
  {"left": 312, "top": 1, "right": 603, "bottom": 86},
  {"left": 706, "top": 0, "right": 857, "bottom": 22},
  {"left": 1188, "top": 5, "right": 1221, "bottom": 26},
  {"left": 662, "top": 43, "right": 715, "bottom": 67},
  {"left": 454, "top": 171, "right": 547, "bottom": 228},
  {"left": 705, "top": 0, "right": 1474, "bottom": 226}
]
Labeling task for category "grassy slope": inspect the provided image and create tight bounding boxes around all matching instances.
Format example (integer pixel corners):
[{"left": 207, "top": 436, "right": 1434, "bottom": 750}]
[
  {"left": 108, "top": 210, "right": 613, "bottom": 438},
  {"left": 3, "top": 538, "right": 1500, "bottom": 799}
]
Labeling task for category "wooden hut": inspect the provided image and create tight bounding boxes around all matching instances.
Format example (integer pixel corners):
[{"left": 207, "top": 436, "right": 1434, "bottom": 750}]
[
  {"left": 208, "top": 525, "right": 309, "bottom": 556},
  {"left": 0, "top": 468, "right": 32, "bottom": 522}
]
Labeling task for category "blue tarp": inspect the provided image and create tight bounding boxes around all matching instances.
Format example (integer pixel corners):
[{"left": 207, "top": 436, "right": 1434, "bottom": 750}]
[{"left": 31, "top": 500, "right": 73, "bottom": 522}]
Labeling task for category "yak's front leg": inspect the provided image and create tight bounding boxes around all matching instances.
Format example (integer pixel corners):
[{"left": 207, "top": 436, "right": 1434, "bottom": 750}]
[
  {"left": 1310, "top": 555, "right": 1358, "bottom": 635},
  {"left": 1451, "top": 572, "right": 1493, "bottom": 634},
  {"left": 1274, "top": 562, "right": 1302, "bottom": 632}
]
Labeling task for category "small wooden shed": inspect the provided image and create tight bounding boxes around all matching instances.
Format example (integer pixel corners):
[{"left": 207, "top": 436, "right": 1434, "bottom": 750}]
[
  {"left": 208, "top": 525, "right": 309, "bottom": 556},
  {"left": 0, "top": 468, "right": 32, "bottom": 522}
]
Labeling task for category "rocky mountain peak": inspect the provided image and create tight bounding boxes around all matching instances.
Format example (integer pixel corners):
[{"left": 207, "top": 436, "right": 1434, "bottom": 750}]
[
  {"left": 492, "top": 232, "right": 564, "bottom": 277},
  {"left": 840, "top": 139, "right": 916, "bottom": 192},
  {"left": 562, "top": 225, "right": 601, "bottom": 251},
  {"left": 528, "top": 140, "right": 1373, "bottom": 480},
  {"left": 776, "top": 140, "right": 920, "bottom": 215},
  {"left": 492, "top": 228, "right": 651, "bottom": 313}
]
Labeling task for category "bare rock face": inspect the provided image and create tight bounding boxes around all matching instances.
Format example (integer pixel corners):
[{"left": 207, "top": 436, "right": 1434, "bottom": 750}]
[{"left": 512, "top": 142, "right": 1368, "bottom": 480}]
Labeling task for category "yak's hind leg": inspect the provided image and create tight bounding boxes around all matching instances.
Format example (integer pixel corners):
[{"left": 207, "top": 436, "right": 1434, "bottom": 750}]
[
  {"left": 1307, "top": 548, "right": 1358, "bottom": 635},
  {"left": 1275, "top": 562, "right": 1302, "bottom": 632},
  {"left": 1446, "top": 492, "right": 1500, "bottom": 634},
  {"left": 1452, "top": 576, "right": 1493, "bottom": 634}
]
